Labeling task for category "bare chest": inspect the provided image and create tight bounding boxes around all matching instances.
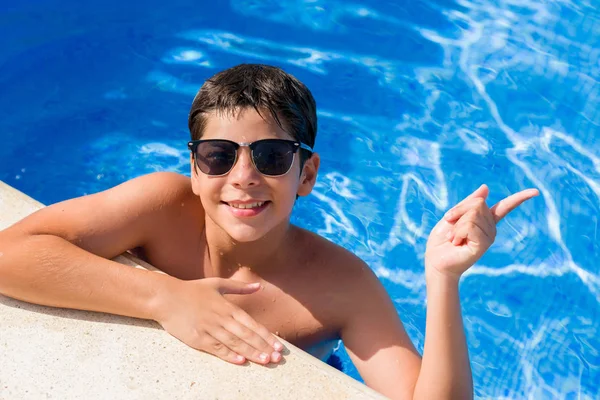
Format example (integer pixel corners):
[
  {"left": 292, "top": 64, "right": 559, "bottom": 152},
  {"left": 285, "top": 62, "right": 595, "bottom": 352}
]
[
  {"left": 224, "top": 276, "right": 338, "bottom": 351},
  {"left": 139, "top": 237, "right": 341, "bottom": 356}
]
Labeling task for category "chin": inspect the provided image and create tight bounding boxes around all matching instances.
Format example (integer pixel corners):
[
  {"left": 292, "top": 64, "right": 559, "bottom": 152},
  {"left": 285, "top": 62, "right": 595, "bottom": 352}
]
[{"left": 225, "top": 225, "right": 270, "bottom": 243}]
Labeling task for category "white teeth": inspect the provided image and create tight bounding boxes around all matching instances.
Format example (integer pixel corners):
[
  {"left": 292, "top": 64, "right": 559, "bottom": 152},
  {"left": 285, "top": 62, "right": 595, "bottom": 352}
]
[{"left": 229, "top": 201, "right": 265, "bottom": 209}]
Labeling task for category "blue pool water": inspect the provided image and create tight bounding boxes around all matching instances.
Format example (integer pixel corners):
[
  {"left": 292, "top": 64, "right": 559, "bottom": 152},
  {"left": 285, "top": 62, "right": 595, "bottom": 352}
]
[{"left": 1, "top": 1, "right": 599, "bottom": 398}]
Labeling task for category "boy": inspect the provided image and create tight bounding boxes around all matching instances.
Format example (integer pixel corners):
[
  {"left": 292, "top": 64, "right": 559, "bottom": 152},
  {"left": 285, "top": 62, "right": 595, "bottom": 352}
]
[{"left": 0, "top": 64, "right": 538, "bottom": 399}]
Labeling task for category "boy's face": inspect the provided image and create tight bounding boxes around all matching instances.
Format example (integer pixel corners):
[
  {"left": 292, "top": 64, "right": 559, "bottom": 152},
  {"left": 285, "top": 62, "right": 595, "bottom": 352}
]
[{"left": 190, "top": 108, "right": 319, "bottom": 242}]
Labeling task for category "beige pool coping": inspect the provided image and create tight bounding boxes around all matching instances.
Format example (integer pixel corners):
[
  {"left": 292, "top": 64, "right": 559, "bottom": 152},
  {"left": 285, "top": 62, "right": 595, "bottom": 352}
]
[{"left": 0, "top": 180, "right": 388, "bottom": 400}]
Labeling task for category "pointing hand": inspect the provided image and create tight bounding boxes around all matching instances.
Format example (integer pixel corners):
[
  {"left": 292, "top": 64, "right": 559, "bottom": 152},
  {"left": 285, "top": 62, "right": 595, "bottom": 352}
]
[{"left": 425, "top": 184, "right": 539, "bottom": 281}]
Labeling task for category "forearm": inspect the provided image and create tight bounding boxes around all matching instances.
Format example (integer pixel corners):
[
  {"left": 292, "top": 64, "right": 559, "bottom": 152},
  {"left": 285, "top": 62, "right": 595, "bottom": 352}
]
[
  {"left": 0, "top": 233, "right": 173, "bottom": 321},
  {"left": 412, "top": 271, "right": 473, "bottom": 400}
]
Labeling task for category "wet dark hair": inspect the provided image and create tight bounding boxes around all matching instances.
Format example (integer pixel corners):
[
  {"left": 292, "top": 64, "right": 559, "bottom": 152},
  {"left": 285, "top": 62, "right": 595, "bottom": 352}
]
[{"left": 188, "top": 64, "right": 317, "bottom": 166}]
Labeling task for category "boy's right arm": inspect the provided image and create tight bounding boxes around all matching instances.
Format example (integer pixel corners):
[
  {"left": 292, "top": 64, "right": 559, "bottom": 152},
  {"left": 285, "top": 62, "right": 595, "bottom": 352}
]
[
  {"left": 0, "top": 172, "right": 282, "bottom": 365},
  {"left": 0, "top": 173, "right": 175, "bottom": 319}
]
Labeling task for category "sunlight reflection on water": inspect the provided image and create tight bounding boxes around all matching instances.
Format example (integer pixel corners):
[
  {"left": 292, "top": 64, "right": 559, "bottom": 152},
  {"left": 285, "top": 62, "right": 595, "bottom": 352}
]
[{"left": 1, "top": 0, "right": 599, "bottom": 397}]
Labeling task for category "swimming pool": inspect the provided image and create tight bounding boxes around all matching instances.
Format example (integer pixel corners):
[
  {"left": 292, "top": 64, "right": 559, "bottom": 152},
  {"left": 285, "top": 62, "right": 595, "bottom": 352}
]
[{"left": 1, "top": 0, "right": 598, "bottom": 398}]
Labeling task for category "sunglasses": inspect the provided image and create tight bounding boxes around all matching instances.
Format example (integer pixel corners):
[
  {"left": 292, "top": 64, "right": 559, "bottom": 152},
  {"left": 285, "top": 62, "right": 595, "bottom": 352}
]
[{"left": 188, "top": 139, "right": 314, "bottom": 177}]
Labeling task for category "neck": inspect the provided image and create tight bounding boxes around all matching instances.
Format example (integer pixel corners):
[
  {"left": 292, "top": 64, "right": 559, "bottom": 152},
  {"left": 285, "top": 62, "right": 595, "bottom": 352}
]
[{"left": 203, "top": 218, "right": 293, "bottom": 278}]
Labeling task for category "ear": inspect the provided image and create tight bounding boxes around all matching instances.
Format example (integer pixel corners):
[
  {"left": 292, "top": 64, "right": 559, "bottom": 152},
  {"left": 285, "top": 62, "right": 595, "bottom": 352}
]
[
  {"left": 297, "top": 153, "right": 320, "bottom": 197},
  {"left": 190, "top": 154, "right": 201, "bottom": 197}
]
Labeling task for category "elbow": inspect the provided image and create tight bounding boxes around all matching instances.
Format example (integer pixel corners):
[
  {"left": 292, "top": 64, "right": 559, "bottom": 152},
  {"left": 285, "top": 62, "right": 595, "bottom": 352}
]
[
  {"left": 0, "top": 229, "right": 25, "bottom": 274},
  {"left": 0, "top": 232, "right": 18, "bottom": 292},
  {"left": 0, "top": 231, "right": 42, "bottom": 291}
]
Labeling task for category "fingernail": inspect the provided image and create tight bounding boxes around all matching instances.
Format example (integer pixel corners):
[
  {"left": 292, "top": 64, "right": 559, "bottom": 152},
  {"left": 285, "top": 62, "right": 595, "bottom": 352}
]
[
  {"left": 274, "top": 342, "right": 283, "bottom": 351},
  {"left": 259, "top": 353, "right": 269, "bottom": 362},
  {"left": 236, "top": 355, "right": 245, "bottom": 363},
  {"left": 272, "top": 352, "right": 281, "bottom": 362}
]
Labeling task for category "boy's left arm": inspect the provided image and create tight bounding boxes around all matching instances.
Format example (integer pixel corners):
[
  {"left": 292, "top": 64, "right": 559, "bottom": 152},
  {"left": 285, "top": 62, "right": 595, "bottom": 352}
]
[
  {"left": 341, "top": 185, "right": 538, "bottom": 400},
  {"left": 339, "top": 265, "right": 422, "bottom": 400}
]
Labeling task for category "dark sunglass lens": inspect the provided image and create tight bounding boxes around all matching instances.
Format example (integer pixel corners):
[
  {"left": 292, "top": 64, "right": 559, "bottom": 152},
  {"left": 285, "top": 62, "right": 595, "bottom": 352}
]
[
  {"left": 253, "top": 141, "right": 295, "bottom": 176},
  {"left": 196, "top": 141, "right": 237, "bottom": 175}
]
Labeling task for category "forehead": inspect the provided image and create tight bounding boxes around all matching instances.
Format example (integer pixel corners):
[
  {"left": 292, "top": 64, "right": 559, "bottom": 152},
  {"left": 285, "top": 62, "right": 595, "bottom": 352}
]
[{"left": 202, "top": 108, "right": 294, "bottom": 142}]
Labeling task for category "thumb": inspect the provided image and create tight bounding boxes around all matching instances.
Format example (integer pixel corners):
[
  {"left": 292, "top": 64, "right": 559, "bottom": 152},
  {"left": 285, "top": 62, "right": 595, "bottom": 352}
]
[{"left": 214, "top": 278, "right": 261, "bottom": 295}]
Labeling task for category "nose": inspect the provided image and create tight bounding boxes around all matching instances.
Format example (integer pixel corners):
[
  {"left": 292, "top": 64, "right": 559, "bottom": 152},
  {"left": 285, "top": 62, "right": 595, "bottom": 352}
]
[{"left": 228, "top": 147, "right": 260, "bottom": 188}]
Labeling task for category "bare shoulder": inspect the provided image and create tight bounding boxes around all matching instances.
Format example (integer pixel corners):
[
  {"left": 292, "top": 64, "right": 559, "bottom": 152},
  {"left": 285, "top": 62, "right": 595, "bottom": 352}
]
[
  {"left": 104, "top": 171, "right": 202, "bottom": 217},
  {"left": 293, "top": 227, "right": 378, "bottom": 281},
  {"left": 102, "top": 171, "right": 205, "bottom": 243},
  {"left": 290, "top": 227, "right": 385, "bottom": 311},
  {"left": 116, "top": 171, "right": 196, "bottom": 204},
  {"left": 3, "top": 172, "right": 202, "bottom": 260}
]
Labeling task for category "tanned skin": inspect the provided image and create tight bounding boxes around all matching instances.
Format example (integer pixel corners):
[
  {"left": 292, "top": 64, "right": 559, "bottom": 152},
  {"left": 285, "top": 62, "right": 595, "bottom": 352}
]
[{"left": 0, "top": 108, "right": 538, "bottom": 399}]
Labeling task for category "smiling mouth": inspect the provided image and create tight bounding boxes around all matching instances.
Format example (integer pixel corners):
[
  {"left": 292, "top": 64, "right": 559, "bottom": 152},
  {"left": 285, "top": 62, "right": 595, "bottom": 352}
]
[{"left": 222, "top": 201, "right": 271, "bottom": 209}]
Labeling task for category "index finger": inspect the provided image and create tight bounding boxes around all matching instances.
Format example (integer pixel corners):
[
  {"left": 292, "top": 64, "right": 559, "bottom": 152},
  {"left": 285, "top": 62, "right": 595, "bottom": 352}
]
[
  {"left": 490, "top": 188, "right": 539, "bottom": 222},
  {"left": 451, "top": 184, "right": 490, "bottom": 210}
]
